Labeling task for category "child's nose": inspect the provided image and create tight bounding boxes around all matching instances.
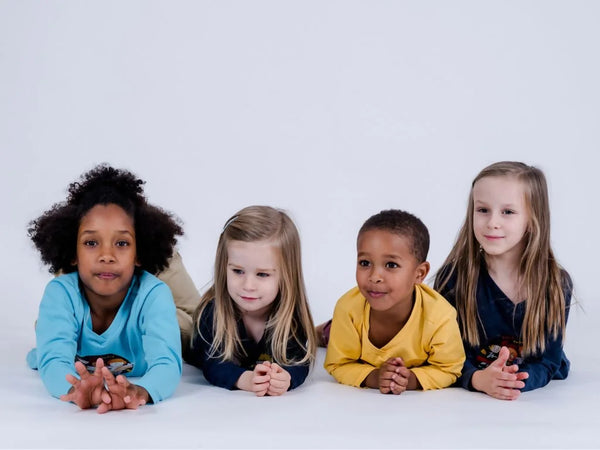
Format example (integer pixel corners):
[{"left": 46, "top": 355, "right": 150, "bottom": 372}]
[
  {"left": 243, "top": 276, "right": 256, "bottom": 291},
  {"left": 369, "top": 267, "right": 383, "bottom": 283},
  {"left": 98, "top": 244, "right": 116, "bottom": 263},
  {"left": 487, "top": 212, "right": 500, "bottom": 229}
]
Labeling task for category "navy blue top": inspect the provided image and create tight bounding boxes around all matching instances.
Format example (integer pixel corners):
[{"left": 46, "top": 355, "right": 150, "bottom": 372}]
[
  {"left": 190, "top": 300, "right": 310, "bottom": 390},
  {"left": 437, "top": 264, "right": 572, "bottom": 392}
]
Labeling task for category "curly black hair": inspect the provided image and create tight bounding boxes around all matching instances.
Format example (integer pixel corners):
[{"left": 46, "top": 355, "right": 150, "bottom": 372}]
[
  {"left": 358, "top": 209, "right": 430, "bottom": 263},
  {"left": 28, "top": 164, "right": 183, "bottom": 275}
]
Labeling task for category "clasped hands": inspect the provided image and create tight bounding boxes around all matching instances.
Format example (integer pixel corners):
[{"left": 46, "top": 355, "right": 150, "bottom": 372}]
[
  {"left": 60, "top": 358, "right": 149, "bottom": 413},
  {"left": 378, "top": 357, "right": 417, "bottom": 395},
  {"left": 237, "top": 361, "right": 291, "bottom": 396},
  {"left": 471, "top": 346, "right": 529, "bottom": 400}
]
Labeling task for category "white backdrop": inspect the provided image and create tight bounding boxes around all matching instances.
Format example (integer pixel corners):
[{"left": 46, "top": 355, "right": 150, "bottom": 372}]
[{"left": 1, "top": 2, "right": 599, "bottom": 448}]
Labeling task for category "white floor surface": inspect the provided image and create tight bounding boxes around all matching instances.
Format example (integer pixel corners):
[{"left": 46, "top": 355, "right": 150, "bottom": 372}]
[{"left": 2, "top": 307, "right": 599, "bottom": 449}]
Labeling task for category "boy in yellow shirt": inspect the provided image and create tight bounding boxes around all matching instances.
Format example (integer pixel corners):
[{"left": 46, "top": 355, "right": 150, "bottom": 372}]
[{"left": 324, "top": 210, "right": 465, "bottom": 393}]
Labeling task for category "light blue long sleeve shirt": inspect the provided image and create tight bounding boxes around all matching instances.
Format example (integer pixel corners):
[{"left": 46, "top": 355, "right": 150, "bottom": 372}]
[{"left": 29, "top": 271, "right": 182, "bottom": 403}]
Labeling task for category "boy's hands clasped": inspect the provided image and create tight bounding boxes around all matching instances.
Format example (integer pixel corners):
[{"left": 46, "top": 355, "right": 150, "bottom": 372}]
[
  {"left": 60, "top": 358, "right": 149, "bottom": 413},
  {"left": 362, "top": 357, "right": 420, "bottom": 394},
  {"left": 378, "top": 357, "right": 413, "bottom": 394},
  {"left": 237, "top": 361, "right": 291, "bottom": 396}
]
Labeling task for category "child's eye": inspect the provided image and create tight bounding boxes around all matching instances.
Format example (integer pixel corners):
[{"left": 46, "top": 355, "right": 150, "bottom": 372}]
[
  {"left": 83, "top": 240, "right": 98, "bottom": 247},
  {"left": 116, "top": 240, "right": 130, "bottom": 247},
  {"left": 358, "top": 260, "right": 370, "bottom": 267},
  {"left": 385, "top": 262, "right": 399, "bottom": 269},
  {"left": 231, "top": 268, "right": 244, "bottom": 275},
  {"left": 502, "top": 209, "right": 515, "bottom": 215},
  {"left": 257, "top": 272, "right": 270, "bottom": 278},
  {"left": 476, "top": 207, "right": 488, "bottom": 213}
]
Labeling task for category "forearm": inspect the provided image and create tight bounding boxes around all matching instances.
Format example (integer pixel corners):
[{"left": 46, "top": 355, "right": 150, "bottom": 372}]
[
  {"left": 458, "top": 353, "right": 479, "bottom": 390},
  {"left": 203, "top": 360, "right": 247, "bottom": 390},
  {"left": 136, "top": 359, "right": 181, "bottom": 403},
  {"left": 36, "top": 280, "right": 81, "bottom": 398},
  {"left": 40, "top": 361, "right": 75, "bottom": 398},
  {"left": 411, "top": 364, "right": 460, "bottom": 390},
  {"left": 326, "top": 360, "right": 376, "bottom": 387}
]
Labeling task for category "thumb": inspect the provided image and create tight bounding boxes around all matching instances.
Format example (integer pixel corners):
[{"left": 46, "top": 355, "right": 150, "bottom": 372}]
[{"left": 491, "top": 346, "right": 510, "bottom": 367}]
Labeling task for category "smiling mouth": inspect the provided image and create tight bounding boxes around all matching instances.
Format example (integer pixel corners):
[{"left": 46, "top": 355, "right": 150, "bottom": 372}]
[
  {"left": 484, "top": 235, "right": 503, "bottom": 240},
  {"left": 241, "top": 296, "right": 259, "bottom": 301}
]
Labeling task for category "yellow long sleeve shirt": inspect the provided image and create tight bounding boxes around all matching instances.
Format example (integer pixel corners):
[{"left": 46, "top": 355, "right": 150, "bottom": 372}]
[{"left": 324, "top": 284, "right": 465, "bottom": 390}]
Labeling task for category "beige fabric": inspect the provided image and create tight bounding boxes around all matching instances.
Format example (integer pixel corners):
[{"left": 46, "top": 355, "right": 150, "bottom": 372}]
[{"left": 157, "top": 252, "right": 201, "bottom": 360}]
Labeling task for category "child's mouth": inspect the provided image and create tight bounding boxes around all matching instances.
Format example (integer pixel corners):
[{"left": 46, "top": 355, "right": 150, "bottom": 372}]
[{"left": 96, "top": 272, "right": 118, "bottom": 280}]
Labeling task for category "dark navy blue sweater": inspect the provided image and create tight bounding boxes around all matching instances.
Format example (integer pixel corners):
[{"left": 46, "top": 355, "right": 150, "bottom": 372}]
[
  {"left": 437, "top": 264, "right": 572, "bottom": 392},
  {"left": 189, "top": 300, "right": 310, "bottom": 390}
]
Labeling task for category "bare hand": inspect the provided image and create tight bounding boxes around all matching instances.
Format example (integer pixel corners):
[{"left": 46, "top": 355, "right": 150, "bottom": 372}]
[
  {"left": 97, "top": 367, "right": 149, "bottom": 414},
  {"left": 379, "top": 357, "right": 413, "bottom": 395},
  {"left": 266, "top": 363, "right": 291, "bottom": 396},
  {"left": 60, "top": 358, "right": 106, "bottom": 409},
  {"left": 471, "top": 346, "right": 529, "bottom": 400},
  {"left": 378, "top": 357, "right": 403, "bottom": 394},
  {"left": 246, "top": 363, "right": 271, "bottom": 397}
]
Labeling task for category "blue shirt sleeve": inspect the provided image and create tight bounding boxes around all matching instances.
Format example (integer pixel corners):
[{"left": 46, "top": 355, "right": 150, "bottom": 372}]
[
  {"left": 35, "top": 278, "right": 81, "bottom": 398},
  {"left": 134, "top": 281, "right": 183, "bottom": 403}
]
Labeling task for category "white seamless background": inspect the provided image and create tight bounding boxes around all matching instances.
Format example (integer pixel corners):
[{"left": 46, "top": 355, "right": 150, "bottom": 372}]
[{"left": 1, "top": 2, "right": 598, "bottom": 448}]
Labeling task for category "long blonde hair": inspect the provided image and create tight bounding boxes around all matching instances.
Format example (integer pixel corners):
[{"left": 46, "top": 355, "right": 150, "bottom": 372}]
[
  {"left": 193, "top": 205, "right": 316, "bottom": 366},
  {"left": 435, "top": 161, "right": 568, "bottom": 357}
]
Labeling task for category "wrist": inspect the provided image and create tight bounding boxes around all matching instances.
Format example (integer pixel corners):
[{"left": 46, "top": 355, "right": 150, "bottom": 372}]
[
  {"left": 470, "top": 370, "right": 482, "bottom": 392},
  {"left": 362, "top": 368, "right": 380, "bottom": 389},
  {"left": 235, "top": 371, "right": 254, "bottom": 392},
  {"left": 407, "top": 370, "right": 421, "bottom": 390},
  {"left": 136, "top": 385, "right": 151, "bottom": 404}
]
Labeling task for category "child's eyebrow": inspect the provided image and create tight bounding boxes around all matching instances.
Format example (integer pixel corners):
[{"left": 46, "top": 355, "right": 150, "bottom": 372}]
[
  {"left": 381, "top": 253, "right": 404, "bottom": 260},
  {"left": 79, "top": 229, "right": 135, "bottom": 236},
  {"left": 357, "top": 252, "right": 403, "bottom": 260},
  {"left": 227, "top": 263, "right": 276, "bottom": 272},
  {"left": 474, "top": 200, "right": 519, "bottom": 208}
]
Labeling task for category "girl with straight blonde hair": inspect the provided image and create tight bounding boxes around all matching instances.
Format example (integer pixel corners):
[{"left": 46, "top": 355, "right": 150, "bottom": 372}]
[
  {"left": 190, "top": 205, "right": 316, "bottom": 395},
  {"left": 434, "top": 161, "right": 573, "bottom": 400}
]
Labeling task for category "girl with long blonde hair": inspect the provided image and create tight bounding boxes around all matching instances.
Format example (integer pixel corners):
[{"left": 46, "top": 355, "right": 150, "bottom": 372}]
[
  {"left": 434, "top": 161, "right": 572, "bottom": 400},
  {"left": 190, "top": 205, "right": 316, "bottom": 396}
]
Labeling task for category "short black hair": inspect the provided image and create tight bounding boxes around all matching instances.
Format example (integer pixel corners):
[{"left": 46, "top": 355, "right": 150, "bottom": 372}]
[
  {"left": 358, "top": 209, "right": 429, "bottom": 263},
  {"left": 28, "top": 164, "right": 183, "bottom": 274}
]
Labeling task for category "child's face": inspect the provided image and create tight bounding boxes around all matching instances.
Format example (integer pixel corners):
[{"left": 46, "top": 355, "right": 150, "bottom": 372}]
[
  {"left": 472, "top": 175, "right": 530, "bottom": 261},
  {"left": 226, "top": 239, "right": 281, "bottom": 319},
  {"left": 75, "top": 203, "right": 137, "bottom": 307},
  {"left": 356, "top": 229, "right": 429, "bottom": 315}
]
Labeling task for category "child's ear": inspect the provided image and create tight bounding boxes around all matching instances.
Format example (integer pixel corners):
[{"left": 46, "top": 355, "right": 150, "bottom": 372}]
[
  {"left": 414, "top": 261, "right": 430, "bottom": 284},
  {"left": 135, "top": 258, "right": 141, "bottom": 267}
]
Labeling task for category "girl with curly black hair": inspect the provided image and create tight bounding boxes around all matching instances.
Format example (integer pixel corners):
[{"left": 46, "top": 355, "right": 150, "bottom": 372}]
[{"left": 27, "top": 164, "right": 186, "bottom": 413}]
